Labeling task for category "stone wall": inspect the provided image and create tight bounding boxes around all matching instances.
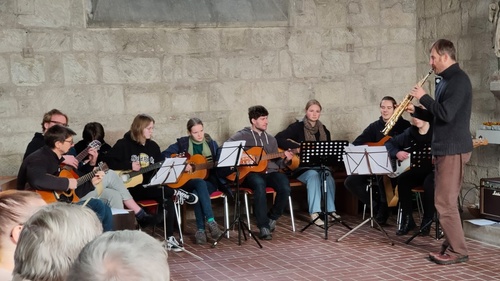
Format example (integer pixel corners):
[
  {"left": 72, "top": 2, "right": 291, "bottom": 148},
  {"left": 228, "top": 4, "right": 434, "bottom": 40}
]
[
  {"left": 0, "top": 0, "right": 419, "bottom": 176},
  {"left": 415, "top": 0, "right": 500, "bottom": 205}
]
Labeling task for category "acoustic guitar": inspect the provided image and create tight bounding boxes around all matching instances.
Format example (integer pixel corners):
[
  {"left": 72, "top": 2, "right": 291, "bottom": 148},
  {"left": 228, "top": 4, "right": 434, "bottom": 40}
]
[
  {"left": 226, "top": 147, "right": 299, "bottom": 182},
  {"left": 167, "top": 154, "right": 216, "bottom": 188},
  {"left": 384, "top": 138, "right": 489, "bottom": 207},
  {"left": 36, "top": 162, "right": 109, "bottom": 203},
  {"left": 116, "top": 161, "right": 164, "bottom": 188},
  {"left": 60, "top": 140, "right": 101, "bottom": 179}
]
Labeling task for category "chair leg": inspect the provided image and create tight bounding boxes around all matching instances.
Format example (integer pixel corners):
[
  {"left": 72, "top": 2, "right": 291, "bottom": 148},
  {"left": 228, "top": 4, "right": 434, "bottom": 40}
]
[
  {"left": 397, "top": 203, "right": 402, "bottom": 230},
  {"left": 415, "top": 192, "right": 423, "bottom": 222},
  {"left": 288, "top": 195, "right": 295, "bottom": 232},
  {"left": 244, "top": 192, "right": 251, "bottom": 231},
  {"left": 362, "top": 204, "right": 366, "bottom": 220},
  {"left": 173, "top": 201, "right": 184, "bottom": 245},
  {"left": 223, "top": 195, "right": 230, "bottom": 238}
]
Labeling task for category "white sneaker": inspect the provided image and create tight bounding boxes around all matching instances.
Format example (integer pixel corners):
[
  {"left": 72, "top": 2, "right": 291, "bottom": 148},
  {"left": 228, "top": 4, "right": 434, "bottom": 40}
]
[
  {"left": 166, "top": 236, "right": 183, "bottom": 252},
  {"left": 173, "top": 189, "right": 198, "bottom": 205},
  {"left": 330, "top": 212, "right": 341, "bottom": 221},
  {"left": 310, "top": 213, "right": 324, "bottom": 226}
]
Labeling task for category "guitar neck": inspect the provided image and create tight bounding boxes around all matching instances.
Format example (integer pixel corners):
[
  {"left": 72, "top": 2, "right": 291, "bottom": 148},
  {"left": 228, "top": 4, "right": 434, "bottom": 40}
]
[
  {"left": 127, "top": 162, "right": 164, "bottom": 178},
  {"left": 258, "top": 148, "right": 299, "bottom": 161},
  {"left": 75, "top": 147, "right": 90, "bottom": 163},
  {"left": 76, "top": 169, "right": 97, "bottom": 186}
]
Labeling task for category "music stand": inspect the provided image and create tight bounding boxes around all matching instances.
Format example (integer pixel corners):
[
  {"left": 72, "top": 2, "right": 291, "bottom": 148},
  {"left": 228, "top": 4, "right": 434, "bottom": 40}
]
[
  {"left": 144, "top": 158, "right": 204, "bottom": 260},
  {"left": 299, "top": 140, "right": 351, "bottom": 239},
  {"left": 212, "top": 141, "right": 263, "bottom": 248},
  {"left": 336, "top": 145, "right": 394, "bottom": 245}
]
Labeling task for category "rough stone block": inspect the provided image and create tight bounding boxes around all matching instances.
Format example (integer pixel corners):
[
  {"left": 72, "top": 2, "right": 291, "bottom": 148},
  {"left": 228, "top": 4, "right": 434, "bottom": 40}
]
[
  {"left": 0, "top": 56, "right": 8, "bottom": 84},
  {"left": 291, "top": 53, "right": 321, "bottom": 78},
  {"left": 437, "top": 11, "right": 462, "bottom": 37},
  {"left": 289, "top": 30, "right": 323, "bottom": 54},
  {"left": 380, "top": 44, "right": 415, "bottom": 68},
  {"left": 17, "top": 0, "right": 35, "bottom": 15},
  {"left": 348, "top": 0, "right": 380, "bottom": 27},
  {"left": 294, "top": 0, "right": 318, "bottom": 27},
  {"left": 209, "top": 81, "right": 255, "bottom": 111},
  {"left": 101, "top": 55, "right": 161, "bottom": 84},
  {"left": 29, "top": 31, "right": 70, "bottom": 52},
  {"left": 322, "top": 50, "right": 350, "bottom": 74},
  {"left": 0, "top": 29, "right": 26, "bottom": 53},
  {"left": 352, "top": 27, "right": 388, "bottom": 47},
  {"left": 17, "top": 0, "right": 70, "bottom": 28},
  {"left": 366, "top": 68, "right": 392, "bottom": 85},
  {"left": 10, "top": 54, "right": 45, "bottom": 86},
  {"left": 0, "top": 97, "right": 17, "bottom": 117},
  {"left": 220, "top": 55, "right": 261, "bottom": 79},
  {"left": 165, "top": 30, "right": 220, "bottom": 54},
  {"left": 221, "top": 29, "right": 250, "bottom": 51},
  {"left": 317, "top": 1, "right": 347, "bottom": 28},
  {"left": 63, "top": 54, "right": 98, "bottom": 85},
  {"left": 250, "top": 29, "right": 287, "bottom": 50},
  {"left": 125, "top": 91, "right": 161, "bottom": 114},
  {"left": 183, "top": 56, "right": 218, "bottom": 81},
  {"left": 170, "top": 89, "right": 208, "bottom": 114},
  {"left": 388, "top": 28, "right": 416, "bottom": 44},
  {"left": 423, "top": 0, "right": 441, "bottom": 17},
  {"left": 279, "top": 50, "right": 292, "bottom": 78},
  {"left": 381, "top": 3, "right": 415, "bottom": 27},
  {"left": 352, "top": 47, "right": 377, "bottom": 64},
  {"left": 89, "top": 85, "right": 125, "bottom": 115},
  {"left": 162, "top": 55, "right": 183, "bottom": 82},
  {"left": 315, "top": 82, "right": 347, "bottom": 108}
]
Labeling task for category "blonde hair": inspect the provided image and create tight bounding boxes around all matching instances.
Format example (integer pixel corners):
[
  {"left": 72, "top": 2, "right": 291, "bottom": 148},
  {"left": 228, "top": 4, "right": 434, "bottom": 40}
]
[
  {"left": 130, "top": 114, "right": 155, "bottom": 144},
  {"left": 305, "top": 99, "right": 322, "bottom": 111},
  {"left": 0, "top": 191, "right": 43, "bottom": 250}
]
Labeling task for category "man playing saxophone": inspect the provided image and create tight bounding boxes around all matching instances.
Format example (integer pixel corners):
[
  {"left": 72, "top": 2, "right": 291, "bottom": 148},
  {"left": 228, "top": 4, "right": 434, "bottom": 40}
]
[
  {"left": 408, "top": 39, "right": 472, "bottom": 265},
  {"left": 344, "top": 96, "right": 411, "bottom": 224}
]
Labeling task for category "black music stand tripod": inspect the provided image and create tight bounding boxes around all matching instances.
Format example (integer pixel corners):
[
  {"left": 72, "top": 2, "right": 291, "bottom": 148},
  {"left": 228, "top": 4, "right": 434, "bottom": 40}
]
[
  {"left": 299, "top": 140, "right": 351, "bottom": 239},
  {"left": 212, "top": 141, "right": 263, "bottom": 249},
  {"left": 144, "top": 158, "right": 204, "bottom": 260},
  {"left": 337, "top": 146, "right": 394, "bottom": 245}
]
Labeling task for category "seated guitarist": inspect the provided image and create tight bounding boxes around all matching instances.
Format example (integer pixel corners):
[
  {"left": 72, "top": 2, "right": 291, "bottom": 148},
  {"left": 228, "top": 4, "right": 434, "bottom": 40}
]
[
  {"left": 104, "top": 114, "right": 198, "bottom": 252},
  {"left": 161, "top": 118, "right": 226, "bottom": 245},
  {"left": 227, "top": 105, "right": 293, "bottom": 240},
  {"left": 16, "top": 125, "right": 113, "bottom": 231},
  {"left": 384, "top": 108, "right": 435, "bottom": 236},
  {"left": 22, "top": 110, "right": 159, "bottom": 228},
  {"left": 276, "top": 99, "right": 340, "bottom": 226},
  {"left": 344, "top": 96, "right": 411, "bottom": 224}
]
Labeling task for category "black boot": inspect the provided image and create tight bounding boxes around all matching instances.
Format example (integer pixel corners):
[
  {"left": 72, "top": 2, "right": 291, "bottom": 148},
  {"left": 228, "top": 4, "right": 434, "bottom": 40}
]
[
  {"left": 137, "top": 209, "right": 163, "bottom": 228},
  {"left": 419, "top": 217, "right": 433, "bottom": 236},
  {"left": 396, "top": 214, "right": 416, "bottom": 236},
  {"left": 375, "top": 204, "right": 389, "bottom": 225}
]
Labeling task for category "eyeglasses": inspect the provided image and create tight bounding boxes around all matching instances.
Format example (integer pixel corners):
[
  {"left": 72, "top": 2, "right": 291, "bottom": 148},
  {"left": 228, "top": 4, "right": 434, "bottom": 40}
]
[
  {"left": 64, "top": 139, "right": 74, "bottom": 145},
  {"left": 50, "top": 120, "right": 68, "bottom": 127}
]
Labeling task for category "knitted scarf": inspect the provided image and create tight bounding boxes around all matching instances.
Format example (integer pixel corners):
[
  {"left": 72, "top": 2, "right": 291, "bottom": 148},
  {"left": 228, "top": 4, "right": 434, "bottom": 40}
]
[
  {"left": 303, "top": 117, "right": 327, "bottom": 141},
  {"left": 188, "top": 137, "right": 212, "bottom": 161}
]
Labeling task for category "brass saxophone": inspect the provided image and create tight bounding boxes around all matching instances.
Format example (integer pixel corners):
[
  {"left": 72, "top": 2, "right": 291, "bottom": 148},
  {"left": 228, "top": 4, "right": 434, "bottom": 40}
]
[{"left": 381, "top": 69, "right": 433, "bottom": 136}]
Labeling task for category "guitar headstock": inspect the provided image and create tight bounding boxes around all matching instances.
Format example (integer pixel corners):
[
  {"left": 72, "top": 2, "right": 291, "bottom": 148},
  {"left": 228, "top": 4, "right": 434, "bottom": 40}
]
[
  {"left": 97, "top": 162, "right": 109, "bottom": 173},
  {"left": 88, "top": 140, "right": 102, "bottom": 150},
  {"left": 473, "top": 138, "right": 488, "bottom": 148}
]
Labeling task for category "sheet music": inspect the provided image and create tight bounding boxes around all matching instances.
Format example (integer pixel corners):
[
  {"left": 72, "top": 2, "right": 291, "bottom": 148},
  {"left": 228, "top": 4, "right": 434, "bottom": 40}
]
[
  {"left": 217, "top": 140, "right": 246, "bottom": 168},
  {"left": 144, "top": 158, "right": 187, "bottom": 187},
  {"left": 343, "top": 145, "right": 392, "bottom": 175}
]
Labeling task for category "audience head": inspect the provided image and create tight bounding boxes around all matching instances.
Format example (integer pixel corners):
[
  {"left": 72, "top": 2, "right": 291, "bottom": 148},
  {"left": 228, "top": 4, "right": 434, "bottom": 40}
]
[
  {"left": 12, "top": 203, "right": 103, "bottom": 281},
  {"left": 0, "top": 191, "right": 46, "bottom": 271},
  {"left": 44, "top": 125, "right": 76, "bottom": 154},
  {"left": 130, "top": 114, "right": 155, "bottom": 144},
  {"left": 68, "top": 230, "right": 170, "bottom": 281},
  {"left": 82, "top": 122, "right": 106, "bottom": 144},
  {"left": 41, "top": 109, "right": 68, "bottom": 132}
]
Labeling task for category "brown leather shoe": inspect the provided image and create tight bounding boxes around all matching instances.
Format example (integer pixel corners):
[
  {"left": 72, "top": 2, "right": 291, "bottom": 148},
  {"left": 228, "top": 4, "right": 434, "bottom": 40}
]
[{"left": 430, "top": 253, "right": 469, "bottom": 265}]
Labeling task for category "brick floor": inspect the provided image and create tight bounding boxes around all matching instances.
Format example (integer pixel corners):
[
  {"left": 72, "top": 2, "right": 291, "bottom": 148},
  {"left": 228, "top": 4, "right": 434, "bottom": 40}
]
[{"left": 159, "top": 211, "right": 500, "bottom": 281}]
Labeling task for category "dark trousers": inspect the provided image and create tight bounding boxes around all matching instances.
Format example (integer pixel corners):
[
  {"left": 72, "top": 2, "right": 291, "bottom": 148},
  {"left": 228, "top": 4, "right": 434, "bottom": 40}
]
[
  {"left": 398, "top": 168, "right": 433, "bottom": 216},
  {"left": 242, "top": 172, "right": 291, "bottom": 229}
]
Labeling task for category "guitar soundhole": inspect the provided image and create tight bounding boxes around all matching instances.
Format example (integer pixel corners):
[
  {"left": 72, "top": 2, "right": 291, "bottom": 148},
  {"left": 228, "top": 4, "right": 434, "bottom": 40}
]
[{"left": 58, "top": 194, "right": 73, "bottom": 203}]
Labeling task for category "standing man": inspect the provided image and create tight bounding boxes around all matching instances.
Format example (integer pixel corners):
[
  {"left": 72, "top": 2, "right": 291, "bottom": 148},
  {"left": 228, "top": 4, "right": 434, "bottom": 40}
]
[
  {"left": 228, "top": 105, "right": 293, "bottom": 240},
  {"left": 409, "top": 39, "right": 472, "bottom": 265}
]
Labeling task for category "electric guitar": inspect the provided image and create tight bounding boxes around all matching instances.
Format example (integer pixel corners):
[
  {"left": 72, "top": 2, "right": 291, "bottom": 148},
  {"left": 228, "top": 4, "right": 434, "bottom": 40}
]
[
  {"left": 116, "top": 161, "right": 164, "bottom": 188},
  {"left": 167, "top": 154, "right": 216, "bottom": 188},
  {"left": 226, "top": 147, "right": 299, "bottom": 182},
  {"left": 60, "top": 140, "right": 102, "bottom": 178},
  {"left": 36, "top": 162, "right": 109, "bottom": 204}
]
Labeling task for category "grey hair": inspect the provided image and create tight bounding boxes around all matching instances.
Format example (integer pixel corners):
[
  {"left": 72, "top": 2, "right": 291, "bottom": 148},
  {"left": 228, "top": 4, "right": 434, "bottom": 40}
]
[
  {"left": 68, "top": 230, "right": 169, "bottom": 281},
  {"left": 12, "top": 203, "right": 103, "bottom": 281}
]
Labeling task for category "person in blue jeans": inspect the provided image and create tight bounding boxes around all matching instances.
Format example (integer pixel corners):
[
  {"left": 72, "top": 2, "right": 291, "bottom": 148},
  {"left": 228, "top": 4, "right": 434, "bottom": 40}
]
[
  {"left": 162, "top": 118, "right": 227, "bottom": 244},
  {"left": 227, "top": 105, "right": 293, "bottom": 240},
  {"left": 276, "top": 99, "right": 339, "bottom": 226}
]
